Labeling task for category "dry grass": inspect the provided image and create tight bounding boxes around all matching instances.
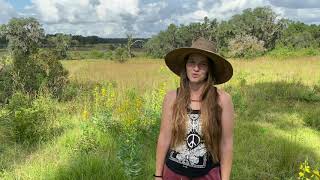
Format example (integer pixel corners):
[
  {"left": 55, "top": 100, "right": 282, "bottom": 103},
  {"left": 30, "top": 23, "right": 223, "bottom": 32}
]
[
  {"left": 62, "top": 56, "right": 320, "bottom": 90},
  {"left": 62, "top": 58, "right": 178, "bottom": 92}
]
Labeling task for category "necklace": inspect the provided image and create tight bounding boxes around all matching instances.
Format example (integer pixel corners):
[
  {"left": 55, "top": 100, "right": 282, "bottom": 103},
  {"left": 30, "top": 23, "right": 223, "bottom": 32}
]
[{"left": 191, "top": 99, "right": 201, "bottom": 102}]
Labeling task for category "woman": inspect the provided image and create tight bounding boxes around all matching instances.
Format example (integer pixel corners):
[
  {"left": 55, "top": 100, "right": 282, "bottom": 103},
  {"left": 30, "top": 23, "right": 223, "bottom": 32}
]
[{"left": 154, "top": 38, "right": 235, "bottom": 180}]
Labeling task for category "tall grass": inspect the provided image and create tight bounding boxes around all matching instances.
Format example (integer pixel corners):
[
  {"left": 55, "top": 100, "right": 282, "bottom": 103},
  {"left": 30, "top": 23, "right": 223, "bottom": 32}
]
[{"left": 0, "top": 56, "right": 319, "bottom": 179}]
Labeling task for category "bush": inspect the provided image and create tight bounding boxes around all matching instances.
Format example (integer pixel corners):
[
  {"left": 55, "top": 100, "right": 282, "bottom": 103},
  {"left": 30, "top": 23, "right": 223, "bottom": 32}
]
[
  {"left": 267, "top": 47, "right": 320, "bottom": 59},
  {"left": 0, "top": 109, "right": 13, "bottom": 143},
  {"left": 103, "top": 51, "right": 113, "bottom": 60},
  {"left": 114, "top": 47, "right": 128, "bottom": 63},
  {"left": 0, "top": 66, "right": 14, "bottom": 104},
  {"left": 89, "top": 50, "right": 104, "bottom": 59},
  {"left": 228, "top": 34, "right": 266, "bottom": 58},
  {"left": 3, "top": 92, "right": 60, "bottom": 143},
  {"left": 0, "top": 50, "right": 69, "bottom": 102},
  {"left": 60, "top": 82, "right": 81, "bottom": 101}
]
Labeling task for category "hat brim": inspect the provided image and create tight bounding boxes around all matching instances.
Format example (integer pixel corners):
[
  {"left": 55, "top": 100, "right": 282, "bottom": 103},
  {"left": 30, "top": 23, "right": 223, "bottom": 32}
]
[{"left": 165, "top": 47, "right": 233, "bottom": 84}]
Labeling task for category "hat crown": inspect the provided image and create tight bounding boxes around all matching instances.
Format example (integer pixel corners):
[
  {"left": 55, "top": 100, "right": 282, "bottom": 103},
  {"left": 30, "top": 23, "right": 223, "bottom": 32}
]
[{"left": 191, "top": 37, "right": 217, "bottom": 53}]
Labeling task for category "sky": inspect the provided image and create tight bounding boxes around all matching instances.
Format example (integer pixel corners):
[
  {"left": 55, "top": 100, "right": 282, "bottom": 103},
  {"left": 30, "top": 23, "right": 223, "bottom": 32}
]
[{"left": 1, "top": 0, "right": 320, "bottom": 38}]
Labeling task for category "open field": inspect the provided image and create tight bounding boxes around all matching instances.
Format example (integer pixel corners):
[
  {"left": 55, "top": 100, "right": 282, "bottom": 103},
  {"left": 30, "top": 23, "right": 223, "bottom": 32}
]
[{"left": 1, "top": 56, "right": 320, "bottom": 179}]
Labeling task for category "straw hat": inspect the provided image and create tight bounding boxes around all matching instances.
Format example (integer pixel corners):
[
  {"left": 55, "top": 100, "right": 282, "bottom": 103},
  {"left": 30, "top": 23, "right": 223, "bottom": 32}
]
[{"left": 164, "top": 37, "right": 233, "bottom": 84}]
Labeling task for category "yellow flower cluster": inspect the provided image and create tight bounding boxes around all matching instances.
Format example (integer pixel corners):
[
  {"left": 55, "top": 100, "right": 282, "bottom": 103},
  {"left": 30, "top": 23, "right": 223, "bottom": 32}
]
[
  {"left": 82, "top": 107, "right": 90, "bottom": 120},
  {"left": 298, "top": 159, "right": 320, "bottom": 180},
  {"left": 93, "top": 82, "right": 117, "bottom": 113}
]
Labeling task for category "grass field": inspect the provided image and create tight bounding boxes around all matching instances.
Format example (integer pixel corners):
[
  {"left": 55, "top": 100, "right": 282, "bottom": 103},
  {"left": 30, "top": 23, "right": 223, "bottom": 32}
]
[{"left": 0, "top": 56, "right": 320, "bottom": 179}]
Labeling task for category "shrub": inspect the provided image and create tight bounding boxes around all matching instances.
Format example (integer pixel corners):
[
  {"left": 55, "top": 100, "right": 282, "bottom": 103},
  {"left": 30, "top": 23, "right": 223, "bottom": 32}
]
[
  {"left": 0, "top": 60, "right": 14, "bottom": 104},
  {"left": 267, "top": 47, "right": 320, "bottom": 59},
  {"left": 103, "top": 51, "right": 113, "bottom": 60},
  {"left": 114, "top": 47, "right": 128, "bottom": 63},
  {"left": 0, "top": 109, "right": 13, "bottom": 143},
  {"left": 75, "top": 122, "right": 100, "bottom": 154},
  {"left": 89, "top": 50, "right": 104, "bottom": 59},
  {"left": 228, "top": 34, "right": 266, "bottom": 58},
  {"left": 60, "top": 82, "right": 81, "bottom": 101},
  {"left": 3, "top": 92, "right": 60, "bottom": 143},
  {"left": 0, "top": 50, "right": 69, "bottom": 102}
]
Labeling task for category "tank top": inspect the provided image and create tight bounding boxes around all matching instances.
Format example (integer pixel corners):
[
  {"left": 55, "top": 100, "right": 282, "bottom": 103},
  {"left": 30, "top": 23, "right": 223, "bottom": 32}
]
[{"left": 165, "top": 107, "right": 220, "bottom": 177}]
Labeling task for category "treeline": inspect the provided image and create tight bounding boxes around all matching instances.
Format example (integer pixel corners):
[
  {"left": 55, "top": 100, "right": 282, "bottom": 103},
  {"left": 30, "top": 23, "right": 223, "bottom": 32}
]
[
  {"left": 144, "top": 7, "right": 320, "bottom": 58},
  {"left": 0, "top": 34, "right": 147, "bottom": 49}
]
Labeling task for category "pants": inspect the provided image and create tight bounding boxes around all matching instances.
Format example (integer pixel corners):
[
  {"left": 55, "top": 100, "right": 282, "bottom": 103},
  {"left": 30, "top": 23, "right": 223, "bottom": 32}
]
[{"left": 163, "top": 165, "right": 221, "bottom": 180}]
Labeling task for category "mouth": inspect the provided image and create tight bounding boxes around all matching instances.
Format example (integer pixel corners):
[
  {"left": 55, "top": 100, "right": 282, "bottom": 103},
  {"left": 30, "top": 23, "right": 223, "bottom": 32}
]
[{"left": 192, "top": 74, "right": 199, "bottom": 78}]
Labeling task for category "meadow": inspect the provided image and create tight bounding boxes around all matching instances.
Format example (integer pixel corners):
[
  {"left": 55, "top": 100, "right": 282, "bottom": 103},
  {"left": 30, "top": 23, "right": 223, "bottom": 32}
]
[{"left": 0, "top": 56, "right": 320, "bottom": 180}]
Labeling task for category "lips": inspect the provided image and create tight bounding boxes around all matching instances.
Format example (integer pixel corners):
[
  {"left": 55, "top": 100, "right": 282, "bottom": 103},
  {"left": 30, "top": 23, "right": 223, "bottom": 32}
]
[{"left": 192, "top": 73, "right": 199, "bottom": 78}]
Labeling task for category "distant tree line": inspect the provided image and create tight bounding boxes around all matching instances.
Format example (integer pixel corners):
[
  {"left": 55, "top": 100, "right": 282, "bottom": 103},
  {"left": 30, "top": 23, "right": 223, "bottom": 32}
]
[
  {"left": 144, "top": 6, "right": 320, "bottom": 58},
  {"left": 0, "top": 33, "right": 148, "bottom": 49}
]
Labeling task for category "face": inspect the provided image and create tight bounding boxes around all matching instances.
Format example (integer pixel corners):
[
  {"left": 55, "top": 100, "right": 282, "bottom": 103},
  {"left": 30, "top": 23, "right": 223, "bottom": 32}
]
[{"left": 185, "top": 53, "right": 209, "bottom": 84}]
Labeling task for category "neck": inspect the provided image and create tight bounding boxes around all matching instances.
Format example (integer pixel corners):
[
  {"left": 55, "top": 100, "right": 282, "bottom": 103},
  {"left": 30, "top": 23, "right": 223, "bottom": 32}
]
[{"left": 189, "top": 81, "right": 205, "bottom": 100}]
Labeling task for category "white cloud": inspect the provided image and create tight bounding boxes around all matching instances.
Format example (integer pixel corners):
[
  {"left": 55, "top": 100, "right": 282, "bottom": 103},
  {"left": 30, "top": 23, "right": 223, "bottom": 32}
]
[
  {"left": 96, "top": 0, "right": 139, "bottom": 21},
  {"left": 275, "top": 8, "right": 320, "bottom": 24},
  {"left": 30, "top": 0, "right": 96, "bottom": 23},
  {"left": 268, "top": 0, "right": 320, "bottom": 9},
  {"left": 1, "top": 0, "right": 320, "bottom": 37},
  {"left": 0, "top": 0, "right": 17, "bottom": 24}
]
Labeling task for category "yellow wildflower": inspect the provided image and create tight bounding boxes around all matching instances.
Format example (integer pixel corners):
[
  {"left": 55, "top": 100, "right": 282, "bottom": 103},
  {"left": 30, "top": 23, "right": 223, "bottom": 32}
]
[
  {"left": 82, "top": 109, "right": 89, "bottom": 120},
  {"left": 305, "top": 165, "right": 311, "bottom": 173},
  {"left": 299, "top": 172, "right": 304, "bottom": 177},
  {"left": 101, "top": 87, "right": 107, "bottom": 97}
]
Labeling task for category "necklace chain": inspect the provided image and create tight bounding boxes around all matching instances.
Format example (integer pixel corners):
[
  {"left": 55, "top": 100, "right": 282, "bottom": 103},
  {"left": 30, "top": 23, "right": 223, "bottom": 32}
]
[{"left": 191, "top": 99, "right": 201, "bottom": 102}]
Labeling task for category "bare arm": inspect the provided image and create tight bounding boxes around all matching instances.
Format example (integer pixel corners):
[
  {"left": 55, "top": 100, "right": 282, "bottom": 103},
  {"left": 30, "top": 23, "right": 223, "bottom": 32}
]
[
  {"left": 218, "top": 90, "right": 235, "bottom": 180},
  {"left": 154, "top": 90, "right": 176, "bottom": 179}
]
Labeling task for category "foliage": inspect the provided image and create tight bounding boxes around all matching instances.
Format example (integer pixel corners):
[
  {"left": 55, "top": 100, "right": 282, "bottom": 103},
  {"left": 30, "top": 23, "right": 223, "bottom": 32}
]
[
  {"left": 89, "top": 50, "right": 105, "bottom": 59},
  {"left": 277, "top": 21, "right": 320, "bottom": 49},
  {"left": 47, "top": 33, "right": 72, "bottom": 59},
  {"left": 298, "top": 159, "right": 320, "bottom": 179},
  {"left": 225, "top": 7, "right": 283, "bottom": 50},
  {"left": 267, "top": 47, "right": 320, "bottom": 59},
  {"left": 1, "top": 92, "right": 60, "bottom": 143},
  {"left": 0, "top": 18, "right": 69, "bottom": 101},
  {"left": 0, "top": 55, "right": 14, "bottom": 104},
  {"left": 228, "top": 34, "right": 266, "bottom": 58},
  {"left": 144, "top": 7, "right": 283, "bottom": 58},
  {"left": 1, "top": 17, "right": 44, "bottom": 55},
  {"left": 80, "top": 82, "right": 166, "bottom": 179},
  {"left": 114, "top": 47, "right": 128, "bottom": 63}
]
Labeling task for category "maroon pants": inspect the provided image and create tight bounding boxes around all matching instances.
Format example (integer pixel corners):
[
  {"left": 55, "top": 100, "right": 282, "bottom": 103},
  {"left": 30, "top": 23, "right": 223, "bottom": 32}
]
[{"left": 163, "top": 165, "right": 221, "bottom": 180}]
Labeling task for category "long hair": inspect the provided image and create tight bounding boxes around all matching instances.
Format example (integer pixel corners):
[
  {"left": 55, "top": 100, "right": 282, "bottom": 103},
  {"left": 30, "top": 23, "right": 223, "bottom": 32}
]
[{"left": 170, "top": 57, "right": 222, "bottom": 163}]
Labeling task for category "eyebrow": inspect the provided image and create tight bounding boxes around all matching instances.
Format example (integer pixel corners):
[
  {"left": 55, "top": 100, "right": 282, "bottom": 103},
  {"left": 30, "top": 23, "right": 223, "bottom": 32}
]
[{"left": 188, "top": 58, "right": 208, "bottom": 64}]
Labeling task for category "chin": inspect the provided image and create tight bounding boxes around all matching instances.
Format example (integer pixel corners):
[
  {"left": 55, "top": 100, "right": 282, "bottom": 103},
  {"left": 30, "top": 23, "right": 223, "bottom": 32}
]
[{"left": 190, "top": 79, "right": 205, "bottom": 84}]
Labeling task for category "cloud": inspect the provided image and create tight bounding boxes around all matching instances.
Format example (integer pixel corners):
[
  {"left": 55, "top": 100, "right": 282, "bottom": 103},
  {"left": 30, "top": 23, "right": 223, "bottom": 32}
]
[
  {"left": 30, "top": 0, "right": 97, "bottom": 24},
  {"left": 268, "top": 0, "right": 320, "bottom": 9},
  {"left": 0, "top": 0, "right": 17, "bottom": 24},
  {"left": 275, "top": 8, "right": 320, "bottom": 24},
  {"left": 1, "top": 0, "right": 320, "bottom": 37}
]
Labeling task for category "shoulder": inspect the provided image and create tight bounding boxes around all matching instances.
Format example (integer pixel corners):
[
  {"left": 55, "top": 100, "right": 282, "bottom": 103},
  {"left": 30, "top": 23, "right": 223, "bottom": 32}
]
[
  {"left": 163, "top": 89, "right": 177, "bottom": 106},
  {"left": 165, "top": 89, "right": 177, "bottom": 99},
  {"left": 216, "top": 88, "right": 233, "bottom": 107}
]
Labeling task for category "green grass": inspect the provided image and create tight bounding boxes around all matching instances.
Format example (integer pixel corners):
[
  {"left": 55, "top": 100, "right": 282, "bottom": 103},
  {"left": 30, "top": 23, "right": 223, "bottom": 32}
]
[{"left": 0, "top": 56, "right": 320, "bottom": 179}]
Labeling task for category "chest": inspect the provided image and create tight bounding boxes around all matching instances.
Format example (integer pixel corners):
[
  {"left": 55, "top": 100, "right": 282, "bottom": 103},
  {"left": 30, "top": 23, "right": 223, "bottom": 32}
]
[{"left": 189, "top": 101, "right": 201, "bottom": 111}]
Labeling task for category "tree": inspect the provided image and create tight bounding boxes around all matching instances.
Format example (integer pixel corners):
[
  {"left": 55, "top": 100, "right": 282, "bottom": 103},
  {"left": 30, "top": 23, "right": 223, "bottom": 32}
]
[
  {"left": 228, "top": 34, "right": 266, "bottom": 58},
  {"left": 2, "top": 17, "right": 44, "bottom": 56},
  {"left": 114, "top": 47, "right": 128, "bottom": 63},
  {"left": 47, "top": 33, "right": 72, "bottom": 59},
  {"left": 0, "top": 17, "right": 68, "bottom": 102},
  {"left": 225, "top": 7, "right": 283, "bottom": 50},
  {"left": 276, "top": 21, "right": 320, "bottom": 48}
]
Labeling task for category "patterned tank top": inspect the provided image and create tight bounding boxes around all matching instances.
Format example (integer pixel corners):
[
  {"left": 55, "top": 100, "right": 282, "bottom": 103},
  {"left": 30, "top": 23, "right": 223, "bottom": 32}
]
[{"left": 165, "top": 107, "right": 220, "bottom": 177}]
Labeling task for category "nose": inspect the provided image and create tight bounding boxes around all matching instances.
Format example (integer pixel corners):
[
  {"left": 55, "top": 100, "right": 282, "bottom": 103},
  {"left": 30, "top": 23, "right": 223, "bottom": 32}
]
[{"left": 193, "top": 64, "right": 200, "bottom": 71}]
